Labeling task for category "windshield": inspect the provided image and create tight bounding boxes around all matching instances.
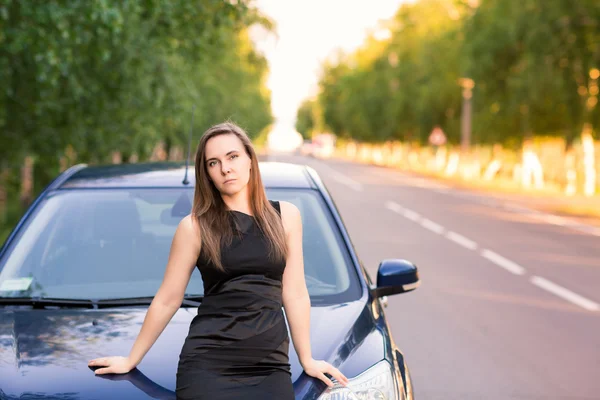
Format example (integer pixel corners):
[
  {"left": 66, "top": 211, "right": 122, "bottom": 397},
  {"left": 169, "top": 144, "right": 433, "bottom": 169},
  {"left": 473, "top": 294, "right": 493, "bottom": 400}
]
[{"left": 0, "top": 188, "right": 360, "bottom": 303}]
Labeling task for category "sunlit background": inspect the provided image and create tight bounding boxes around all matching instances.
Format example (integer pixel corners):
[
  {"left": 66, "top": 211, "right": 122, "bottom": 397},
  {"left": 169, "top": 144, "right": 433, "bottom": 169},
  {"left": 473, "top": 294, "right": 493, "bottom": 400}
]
[
  {"left": 1, "top": 0, "right": 599, "bottom": 239},
  {"left": 1, "top": 2, "right": 600, "bottom": 399},
  {"left": 253, "top": 0, "right": 411, "bottom": 152}
]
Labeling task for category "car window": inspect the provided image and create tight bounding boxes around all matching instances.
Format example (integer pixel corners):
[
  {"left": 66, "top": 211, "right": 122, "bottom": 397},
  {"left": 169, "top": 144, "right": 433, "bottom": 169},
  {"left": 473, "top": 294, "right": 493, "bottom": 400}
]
[
  {"left": 0, "top": 188, "right": 360, "bottom": 303},
  {"left": 267, "top": 188, "right": 359, "bottom": 300}
]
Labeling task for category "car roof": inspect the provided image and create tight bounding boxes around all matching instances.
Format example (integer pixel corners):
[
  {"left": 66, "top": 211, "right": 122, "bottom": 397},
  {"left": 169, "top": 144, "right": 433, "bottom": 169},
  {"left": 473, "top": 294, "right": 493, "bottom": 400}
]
[{"left": 58, "top": 161, "right": 316, "bottom": 189}]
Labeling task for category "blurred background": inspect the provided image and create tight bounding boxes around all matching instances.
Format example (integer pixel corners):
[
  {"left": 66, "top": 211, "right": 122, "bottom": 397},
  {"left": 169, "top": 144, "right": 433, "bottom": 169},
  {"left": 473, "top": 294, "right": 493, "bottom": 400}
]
[
  {"left": 2, "top": 1, "right": 600, "bottom": 398},
  {"left": 2, "top": 0, "right": 600, "bottom": 242}
]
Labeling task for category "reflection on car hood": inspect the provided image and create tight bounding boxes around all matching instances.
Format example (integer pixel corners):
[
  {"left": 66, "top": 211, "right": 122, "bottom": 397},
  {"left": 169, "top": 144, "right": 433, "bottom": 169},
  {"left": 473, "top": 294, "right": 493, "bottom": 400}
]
[{"left": 0, "top": 299, "right": 384, "bottom": 399}]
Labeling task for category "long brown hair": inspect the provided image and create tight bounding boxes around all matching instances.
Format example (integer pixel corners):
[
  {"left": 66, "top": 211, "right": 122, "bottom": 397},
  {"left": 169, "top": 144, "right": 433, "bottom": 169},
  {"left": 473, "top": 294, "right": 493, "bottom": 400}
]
[{"left": 192, "top": 122, "right": 287, "bottom": 271}]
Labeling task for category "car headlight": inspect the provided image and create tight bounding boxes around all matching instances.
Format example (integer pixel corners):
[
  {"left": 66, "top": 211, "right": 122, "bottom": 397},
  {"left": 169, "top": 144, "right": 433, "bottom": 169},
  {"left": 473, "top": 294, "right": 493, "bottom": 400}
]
[{"left": 317, "top": 360, "right": 398, "bottom": 400}]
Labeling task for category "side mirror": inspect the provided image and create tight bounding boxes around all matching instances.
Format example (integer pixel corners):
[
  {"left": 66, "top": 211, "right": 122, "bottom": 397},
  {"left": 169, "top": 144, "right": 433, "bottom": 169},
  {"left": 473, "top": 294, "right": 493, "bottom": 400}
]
[{"left": 372, "top": 259, "right": 420, "bottom": 298}]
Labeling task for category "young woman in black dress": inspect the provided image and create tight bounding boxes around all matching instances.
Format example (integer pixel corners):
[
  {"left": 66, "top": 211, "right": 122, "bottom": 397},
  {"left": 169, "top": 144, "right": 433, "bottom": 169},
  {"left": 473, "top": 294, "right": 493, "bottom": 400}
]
[{"left": 88, "top": 122, "right": 348, "bottom": 399}]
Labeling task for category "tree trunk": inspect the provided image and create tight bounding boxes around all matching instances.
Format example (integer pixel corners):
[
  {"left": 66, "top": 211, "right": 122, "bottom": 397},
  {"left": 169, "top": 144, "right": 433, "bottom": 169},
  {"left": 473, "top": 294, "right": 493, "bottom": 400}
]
[
  {"left": 20, "top": 156, "right": 34, "bottom": 209},
  {"left": 0, "top": 166, "right": 8, "bottom": 224},
  {"left": 564, "top": 127, "right": 578, "bottom": 151}
]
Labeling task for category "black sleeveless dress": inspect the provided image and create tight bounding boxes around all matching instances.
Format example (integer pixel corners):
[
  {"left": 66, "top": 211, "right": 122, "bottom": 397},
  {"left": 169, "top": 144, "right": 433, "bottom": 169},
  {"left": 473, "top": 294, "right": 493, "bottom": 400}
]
[{"left": 176, "top": 201, "right": 294, "bottom": 400}]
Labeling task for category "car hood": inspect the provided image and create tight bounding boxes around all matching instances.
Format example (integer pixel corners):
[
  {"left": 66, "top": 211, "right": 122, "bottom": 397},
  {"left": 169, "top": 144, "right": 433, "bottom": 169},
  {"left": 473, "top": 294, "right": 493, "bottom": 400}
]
[{"left": 0, "top": 299, "right": 384, "bottom": 399}]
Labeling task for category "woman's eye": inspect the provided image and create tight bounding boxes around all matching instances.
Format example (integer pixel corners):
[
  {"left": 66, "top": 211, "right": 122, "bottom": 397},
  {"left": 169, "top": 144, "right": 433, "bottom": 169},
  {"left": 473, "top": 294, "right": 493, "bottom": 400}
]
[
  {"left": 230, "top": 154, "right": 238, "bottom": 160},
  {"left": 208, "top": 161, "right": 216, "bottom": 167}
]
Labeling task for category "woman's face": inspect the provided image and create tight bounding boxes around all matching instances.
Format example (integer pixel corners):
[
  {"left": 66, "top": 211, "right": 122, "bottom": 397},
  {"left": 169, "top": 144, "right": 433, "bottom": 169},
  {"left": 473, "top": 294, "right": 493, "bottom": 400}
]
[{"left": 204, "top": 133, "right": 252, "bottom": 196}]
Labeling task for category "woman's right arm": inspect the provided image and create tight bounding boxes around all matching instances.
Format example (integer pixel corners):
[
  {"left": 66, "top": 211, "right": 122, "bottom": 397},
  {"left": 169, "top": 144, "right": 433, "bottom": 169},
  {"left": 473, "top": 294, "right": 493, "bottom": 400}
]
[{"left": 88, "top": 214, "right": 201, "bottom": 375}]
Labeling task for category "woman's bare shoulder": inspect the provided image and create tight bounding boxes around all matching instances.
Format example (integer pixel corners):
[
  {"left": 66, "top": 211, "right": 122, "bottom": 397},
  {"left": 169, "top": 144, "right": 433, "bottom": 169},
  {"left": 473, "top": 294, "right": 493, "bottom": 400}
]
[
  {"left": 176, "top": 214, "right": 202, "bottom": 246},
  {"left": 278, "top": 201, "right": 301, "bottom": 231}
]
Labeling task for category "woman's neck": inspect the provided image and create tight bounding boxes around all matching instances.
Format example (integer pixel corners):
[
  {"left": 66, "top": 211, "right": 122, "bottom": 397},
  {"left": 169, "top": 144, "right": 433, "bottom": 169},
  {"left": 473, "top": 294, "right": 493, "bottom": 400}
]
[{"left": 221, "top": 190, "right": 252, "bottom": 214}]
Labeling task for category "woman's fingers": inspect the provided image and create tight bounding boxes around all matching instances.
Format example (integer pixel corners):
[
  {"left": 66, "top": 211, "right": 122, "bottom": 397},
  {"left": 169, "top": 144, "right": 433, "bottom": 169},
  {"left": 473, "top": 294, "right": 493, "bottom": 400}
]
[
  {"left": 94, "top": 367, "right": 112, "bottom": 375},
  {"left": 328, "top": 365, "right": 349, "bottom": 386},
  {"left": 317, "top": 372, "right": 334, "bottom": 388},
  {"left": 304, "top": 360, "right": 349, "bottom": 388},
  {"left": 88, "top": 356, "right": 133, "bottom": 375}
]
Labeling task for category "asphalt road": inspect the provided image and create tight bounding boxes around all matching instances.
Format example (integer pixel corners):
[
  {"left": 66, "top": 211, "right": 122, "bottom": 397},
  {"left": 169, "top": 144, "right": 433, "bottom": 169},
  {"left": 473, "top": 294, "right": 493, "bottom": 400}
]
[{"left": 268, "top": 153, "right": 600, "bottom": 400}]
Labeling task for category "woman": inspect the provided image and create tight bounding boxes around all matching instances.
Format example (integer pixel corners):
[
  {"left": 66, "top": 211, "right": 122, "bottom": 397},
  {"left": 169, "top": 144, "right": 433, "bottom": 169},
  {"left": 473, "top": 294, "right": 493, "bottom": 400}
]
[{"left": 88, "top": 122, "right": 348, "bottom": 399}]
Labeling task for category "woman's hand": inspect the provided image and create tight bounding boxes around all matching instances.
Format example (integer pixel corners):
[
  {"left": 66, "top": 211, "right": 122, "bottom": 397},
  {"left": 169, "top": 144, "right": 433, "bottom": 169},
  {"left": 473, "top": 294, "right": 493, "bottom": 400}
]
[
  {"left": 302, "top": 358, "right": 349, "bottom": 388},
  {"left": 88, "top": 356, "right": 135, "bottom": 375}
]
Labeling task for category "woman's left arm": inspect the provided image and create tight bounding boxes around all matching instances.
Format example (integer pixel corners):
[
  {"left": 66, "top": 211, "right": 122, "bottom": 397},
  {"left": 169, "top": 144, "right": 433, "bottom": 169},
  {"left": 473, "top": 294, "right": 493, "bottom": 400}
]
[{"left": 280, "top": 201, "right": 348, "bottom": 388}]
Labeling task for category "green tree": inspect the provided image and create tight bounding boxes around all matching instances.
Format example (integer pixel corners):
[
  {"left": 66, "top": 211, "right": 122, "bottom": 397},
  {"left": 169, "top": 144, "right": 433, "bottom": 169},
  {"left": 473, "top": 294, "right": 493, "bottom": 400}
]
[
  {"left": 0, "top": 0, "right": 274, "bottom": 241},
  {"left": 295, "top": 99, "right": 316, "bottom": 140},
  {"left": 313, "top": 0, "right": 600, "bottom": 147}
]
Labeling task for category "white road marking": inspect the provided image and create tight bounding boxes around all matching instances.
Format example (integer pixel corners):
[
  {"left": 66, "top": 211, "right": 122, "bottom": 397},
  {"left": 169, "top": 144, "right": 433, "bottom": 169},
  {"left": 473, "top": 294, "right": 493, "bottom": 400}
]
[
  {"left": 530, "top": 276, "right": 599, "bottom": 312},
  {"left": 313, "top": 156, "right": 600, "bottom": 237},
  {"left": 504, "top": 203, "right": 539, "bottom": 214},
  {"left": 403, "top": 209, "right": 421, "bottom": 222},
  {"left": 446, "top": 231, "right": 478, "bottom": 250},
  {"left": 399, "top": 176, "right": 451, "bottom": 191},
  {"left": 369, "top": 169, "right": 451, "bottom": 191},
  {"left": 330, "top": 173, "right": 363, "bottom": 191},
  {"left": 310, "top": 159, "right": 364, "bottom": 191},
  {"left": 384, "top": 201, "right": 404, "bottom": 214},
  {"left": 383, "top": 197, "right": 599, "bottom": 311},
  {"left": 534, "top": 213, "right": 569, "bottom": 226},
  {"left": 385, "top": 200, "right": 421, "bottom": 222},
  {"left": 420, "top": 218, "right": 445, "bottom": 234},
  {"left": 481, "top": 249, "right": 526, "bottom": 275},
  {"left": 305, "top": 159, "right": 600, "bottom": 312}
]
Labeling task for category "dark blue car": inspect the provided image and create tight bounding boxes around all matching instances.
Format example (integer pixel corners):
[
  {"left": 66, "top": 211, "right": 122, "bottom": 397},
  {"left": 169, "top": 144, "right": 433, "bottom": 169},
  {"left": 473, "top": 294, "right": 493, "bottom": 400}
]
[{"left": 0, "top": 161, "right": 418, "bottom": 400}]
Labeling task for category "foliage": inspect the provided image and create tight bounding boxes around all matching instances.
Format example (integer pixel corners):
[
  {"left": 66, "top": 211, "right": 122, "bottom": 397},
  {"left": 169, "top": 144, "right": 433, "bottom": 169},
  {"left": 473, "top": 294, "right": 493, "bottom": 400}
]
[
  {"left": 295, "top": 99, "right": 316, "bottom": 140},
  {"left": 310, "top": 0, "right": 600, "bottom": 147},
  {"left": 0, "top": 0, "right": 273, "bottom": 171},
  {"left": 0, "top": 0, "right": 274, "bottom": 241}
]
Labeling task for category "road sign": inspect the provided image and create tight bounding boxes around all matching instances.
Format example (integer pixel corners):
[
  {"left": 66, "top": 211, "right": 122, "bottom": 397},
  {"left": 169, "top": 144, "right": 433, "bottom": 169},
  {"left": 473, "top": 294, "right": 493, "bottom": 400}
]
[{"left": 429, "top": 126, "right": 447, "bottom": 146}]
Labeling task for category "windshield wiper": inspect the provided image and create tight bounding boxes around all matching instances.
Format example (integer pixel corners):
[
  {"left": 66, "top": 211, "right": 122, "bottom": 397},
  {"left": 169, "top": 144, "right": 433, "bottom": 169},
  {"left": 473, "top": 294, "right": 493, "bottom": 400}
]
[
  {"left": 0, "top": 295, "right": 203, "bottom": 309},
  {"left": 0, "top": 297, "right": 97, "bottom": 309},
  {"left": 96, "top": 295, "right": 203, "bottom": 308}
]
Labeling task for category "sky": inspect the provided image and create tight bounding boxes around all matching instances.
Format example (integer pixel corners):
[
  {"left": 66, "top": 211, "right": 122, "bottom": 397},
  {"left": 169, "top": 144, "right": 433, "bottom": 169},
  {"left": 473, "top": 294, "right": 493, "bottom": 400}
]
[{"left": 252, "top": 0, "right": 412, "bottom": 133}]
